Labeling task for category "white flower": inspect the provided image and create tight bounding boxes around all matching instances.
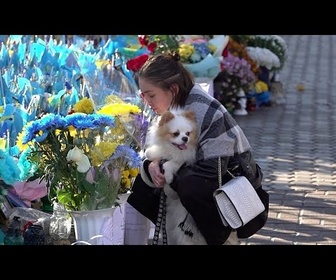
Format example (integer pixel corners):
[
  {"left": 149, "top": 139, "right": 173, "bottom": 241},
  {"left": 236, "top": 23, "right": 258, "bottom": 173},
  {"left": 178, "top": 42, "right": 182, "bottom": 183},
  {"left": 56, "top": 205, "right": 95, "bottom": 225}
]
[
  {"left": 66, "top": 146, "right": 91, "bottom": 173},
  {"left": 246, "top": 46, "right": 280, "bottom": 70}
]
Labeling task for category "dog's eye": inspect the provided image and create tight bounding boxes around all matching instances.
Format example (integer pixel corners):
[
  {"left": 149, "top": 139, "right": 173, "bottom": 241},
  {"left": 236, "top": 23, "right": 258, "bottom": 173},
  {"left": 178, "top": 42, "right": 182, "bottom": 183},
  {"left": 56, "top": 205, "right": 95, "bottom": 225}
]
[
  {"left": 173, "top": 132, "right": 179, "bottom": 137},
  {"left": 186, "top": 132, "right": 190, "bottom": 136}
]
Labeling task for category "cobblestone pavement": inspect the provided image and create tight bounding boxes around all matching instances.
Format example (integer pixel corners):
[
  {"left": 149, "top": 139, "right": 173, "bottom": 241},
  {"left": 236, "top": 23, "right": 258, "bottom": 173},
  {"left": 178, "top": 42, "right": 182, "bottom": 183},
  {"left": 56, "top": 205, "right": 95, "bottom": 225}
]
[{"left": 236, "top": 35, "right": 336, "bottom": 245}]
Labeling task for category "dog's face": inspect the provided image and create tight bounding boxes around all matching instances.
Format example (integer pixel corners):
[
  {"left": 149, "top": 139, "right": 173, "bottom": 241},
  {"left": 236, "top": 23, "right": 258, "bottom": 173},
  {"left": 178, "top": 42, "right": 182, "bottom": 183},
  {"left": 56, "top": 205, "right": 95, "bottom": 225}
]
[{"left": 156, "top": 109, "right": 198, "bottom": 151}]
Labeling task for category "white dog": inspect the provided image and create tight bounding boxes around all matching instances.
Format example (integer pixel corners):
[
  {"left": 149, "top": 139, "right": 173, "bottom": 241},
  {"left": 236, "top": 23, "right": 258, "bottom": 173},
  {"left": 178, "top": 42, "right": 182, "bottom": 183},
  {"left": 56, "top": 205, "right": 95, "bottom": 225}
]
[{"left": 141, "top": 108, "right": 207, "bottom": 245}]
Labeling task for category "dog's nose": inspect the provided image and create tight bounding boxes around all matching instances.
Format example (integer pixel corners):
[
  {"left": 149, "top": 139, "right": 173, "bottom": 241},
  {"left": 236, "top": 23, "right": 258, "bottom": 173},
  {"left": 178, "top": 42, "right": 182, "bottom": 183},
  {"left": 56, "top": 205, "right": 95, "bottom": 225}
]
[{"left": 182, "top": 136, "right": 188, "bottom": 143}]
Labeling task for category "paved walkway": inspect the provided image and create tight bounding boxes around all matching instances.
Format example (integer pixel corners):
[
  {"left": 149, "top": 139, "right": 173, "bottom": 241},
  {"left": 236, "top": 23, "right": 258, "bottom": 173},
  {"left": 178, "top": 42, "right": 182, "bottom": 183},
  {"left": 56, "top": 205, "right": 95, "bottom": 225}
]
[{"left": 236, "top": 35, "right": 336, "bottom": 245}]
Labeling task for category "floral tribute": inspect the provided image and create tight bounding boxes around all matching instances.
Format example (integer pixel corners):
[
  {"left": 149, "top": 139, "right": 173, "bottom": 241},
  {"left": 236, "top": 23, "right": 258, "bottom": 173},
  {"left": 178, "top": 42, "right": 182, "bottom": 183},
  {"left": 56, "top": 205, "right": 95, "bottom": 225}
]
[
  {"left": 179, "top": 35, "right": 229, "bottom": 79},
  {"left": 126, "top": 35, "right": 180, "bottom": 73},
  {"left": 227, "top": 37, "right": 260, "bottom": 76},
  {"left": 246, "top": 35, "right": 287, "bottom": 72},
  {"left": 178, "top": 37, "right": 217, "bottom": 63},
  {"left": 16, "top": 97, "right": 144, "bottom": 211},
  {"left": 214, "top": 53, "right": 256, "bottom": 112},
  {"left": 216, "top": 53, "right": 256, "bottom": 94}
]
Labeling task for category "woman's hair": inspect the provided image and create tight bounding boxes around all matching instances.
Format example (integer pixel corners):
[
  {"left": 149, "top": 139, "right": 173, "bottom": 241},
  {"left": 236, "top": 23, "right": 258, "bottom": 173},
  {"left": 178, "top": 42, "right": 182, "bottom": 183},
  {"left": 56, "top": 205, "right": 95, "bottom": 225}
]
[{"left": 138, "top": 52, "right": 194, "bottom": 107}]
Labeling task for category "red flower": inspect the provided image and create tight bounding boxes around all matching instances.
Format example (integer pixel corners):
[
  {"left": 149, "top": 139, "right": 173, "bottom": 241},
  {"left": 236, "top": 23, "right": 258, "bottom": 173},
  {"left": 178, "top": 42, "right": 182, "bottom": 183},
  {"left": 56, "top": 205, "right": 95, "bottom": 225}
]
[
  {"left": 147, "top": 42, "right": 157, "bottom": 53},
  {"left": 126, "top": 54, "right": 149, "bottom": 72},
  {"left": 222, "top": 41, "right": 230, "bottom": 58},
  {"left": 138, "top": 35, "right": 149, "bottom": 46}
]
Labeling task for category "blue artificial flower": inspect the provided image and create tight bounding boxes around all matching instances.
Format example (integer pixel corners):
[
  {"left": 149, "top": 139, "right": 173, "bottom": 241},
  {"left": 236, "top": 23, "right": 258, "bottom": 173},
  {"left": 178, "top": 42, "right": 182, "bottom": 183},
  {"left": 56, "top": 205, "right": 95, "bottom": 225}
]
[
  {"left": 109, "top": 144, "right": 142, "bottom": 169},
  {"left": 22, "top": 113, "right": 66, "bottom": 144},
  {"left": 64, "top": 113, "right": 115, "bottom": 130},
  {"left": 17, "top": 147, "right": 38, "bottom": 180},
  {"left": 0, "top": 150, "right": 21, "bottom": 185}
]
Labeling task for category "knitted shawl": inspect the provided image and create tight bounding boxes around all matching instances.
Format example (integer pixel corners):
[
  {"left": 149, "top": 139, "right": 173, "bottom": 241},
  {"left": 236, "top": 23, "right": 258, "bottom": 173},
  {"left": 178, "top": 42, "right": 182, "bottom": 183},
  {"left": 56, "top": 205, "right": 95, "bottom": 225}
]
[{"left": 184, "top": 84, "right": 251, "bottom": 161}]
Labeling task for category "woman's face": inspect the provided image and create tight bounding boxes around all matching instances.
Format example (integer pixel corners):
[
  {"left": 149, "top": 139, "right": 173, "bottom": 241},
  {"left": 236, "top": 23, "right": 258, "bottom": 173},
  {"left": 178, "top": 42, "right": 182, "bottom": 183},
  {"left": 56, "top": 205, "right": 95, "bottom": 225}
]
[{"left": 139, "top": 78, "right": 173, "bottom": 115}]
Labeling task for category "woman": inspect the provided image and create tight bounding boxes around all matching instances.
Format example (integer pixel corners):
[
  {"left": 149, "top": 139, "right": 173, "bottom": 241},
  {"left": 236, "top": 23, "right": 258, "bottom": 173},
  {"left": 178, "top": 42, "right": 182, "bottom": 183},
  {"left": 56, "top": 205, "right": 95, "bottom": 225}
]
[{"left": 127, "top": 52, "right": 267, "bottom": 245}]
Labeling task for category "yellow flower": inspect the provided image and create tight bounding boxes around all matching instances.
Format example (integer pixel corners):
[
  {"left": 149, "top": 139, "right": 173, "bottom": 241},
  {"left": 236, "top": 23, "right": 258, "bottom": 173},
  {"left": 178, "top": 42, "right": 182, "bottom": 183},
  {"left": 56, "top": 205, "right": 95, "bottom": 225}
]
[
  {"left": 121, "top": 177, "right": 131, "bottom": 188},
  {"left": 90, "top": 142, "right": 118, "bottom": 166},
  {"left": 179, "top": 43, "right": 195, "bottom": 63},
  {"left": 129, "top": 168, "right": 139, "bottom": 177},
  {"left": 16, "top": 131, "right": 30, "bottom": 152},
  {"left": 122, "top": 170, "right": 130, "bottom": 178},
  {"left": 73, "top": 98, "right": 94, "bottom": 114},
  {"left": 255, "top": 81, "right": 268, "bottom": 93},
  {"left": 98, "top": 103, "right": 141, "bottom": 116}
]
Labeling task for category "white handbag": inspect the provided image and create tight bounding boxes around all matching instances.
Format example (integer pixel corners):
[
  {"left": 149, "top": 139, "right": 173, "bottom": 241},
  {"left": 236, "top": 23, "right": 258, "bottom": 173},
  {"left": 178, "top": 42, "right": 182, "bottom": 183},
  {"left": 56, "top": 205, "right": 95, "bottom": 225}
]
[{"left": 213, "top": 157, "right": 265, "bottom": 229}]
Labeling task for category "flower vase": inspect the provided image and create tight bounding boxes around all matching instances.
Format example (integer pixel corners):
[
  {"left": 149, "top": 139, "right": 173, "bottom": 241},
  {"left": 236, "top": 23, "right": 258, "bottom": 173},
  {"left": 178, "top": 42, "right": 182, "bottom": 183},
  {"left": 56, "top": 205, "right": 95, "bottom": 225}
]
[
  {"left": 233, "top": 88, "right": 248, "bottom": 116},
  {"left": 69, "top": 207, "right": 116, "bottom": 245},
  {"left": 110, "top": 192, "right": 131, "bottom": 245}
]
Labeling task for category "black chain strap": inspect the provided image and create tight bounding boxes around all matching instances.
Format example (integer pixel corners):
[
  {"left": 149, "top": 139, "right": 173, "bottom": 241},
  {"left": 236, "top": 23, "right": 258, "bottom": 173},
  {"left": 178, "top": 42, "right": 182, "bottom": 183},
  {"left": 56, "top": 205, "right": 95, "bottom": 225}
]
[{"left": 152, "top": 189, "right": 168, "bottom": 245}]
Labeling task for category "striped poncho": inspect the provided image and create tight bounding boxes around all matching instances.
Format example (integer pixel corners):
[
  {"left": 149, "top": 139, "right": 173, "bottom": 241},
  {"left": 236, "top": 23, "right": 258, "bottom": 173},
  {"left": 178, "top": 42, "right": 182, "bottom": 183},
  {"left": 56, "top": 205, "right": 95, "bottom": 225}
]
[{"left": 184, "top": 84, "right": 251, "bottom": 161}]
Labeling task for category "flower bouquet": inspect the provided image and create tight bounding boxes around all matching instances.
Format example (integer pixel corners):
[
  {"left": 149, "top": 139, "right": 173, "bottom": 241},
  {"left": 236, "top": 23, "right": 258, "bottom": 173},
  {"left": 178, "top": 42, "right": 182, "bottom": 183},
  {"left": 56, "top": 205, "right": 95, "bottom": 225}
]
[
  {"left": 214, "top": 53, "right": 256, "bottom": 112},
  {"left": 125, "top": 35, "right": 180, "bottom": 85},
  {"left": 246, "top": 35, "right": 287, "bottom": 72},
  {"left": 245, "top": 46, "right": 280, "bottom": 72},
  {"left": 16, "top": 98, "right": 143, "bottom": 212},
  {"left": 179, "top": 35, "right": 229, "bottom": 79}
]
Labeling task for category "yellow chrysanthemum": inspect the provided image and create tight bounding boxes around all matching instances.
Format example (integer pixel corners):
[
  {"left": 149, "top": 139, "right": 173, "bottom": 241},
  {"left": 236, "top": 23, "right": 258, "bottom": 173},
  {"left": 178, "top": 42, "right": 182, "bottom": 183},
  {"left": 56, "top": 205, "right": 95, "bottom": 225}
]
[
  {"left": 90, "top": 141, "right": 118, "bottom": 166},
  {"left": 255, "top": 81, "right": 268, "bottom": 93},
  {"left": 121, "top": 177, "right": 131, "bottom": 188},
  {"left": 98, "top": 103, "right": 141, "bottom": 116},
  {"left": 129, "top": 168, "right": 139, "bottom": 177},
  {"left": 179, "top": 43, "right": 195, "bottom": 62},
  {"left": 73, "top": 98, "right": 94, "bottom": 114},
  {"left": 122, "top": 170, "right": 130, "bottom": 178},
  {"left": 16, "top": 131, "right": 28, "bottom": 152},
  {"left": 0, "top": 106, "right": 3, "bottom": 113}
]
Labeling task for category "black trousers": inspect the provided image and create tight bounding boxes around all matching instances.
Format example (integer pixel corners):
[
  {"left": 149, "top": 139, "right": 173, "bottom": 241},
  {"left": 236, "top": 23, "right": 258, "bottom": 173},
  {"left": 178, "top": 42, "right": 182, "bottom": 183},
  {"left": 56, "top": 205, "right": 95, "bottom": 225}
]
[
  {"left": 127, "top": 175, "right": 161, "bottom": 225},
  {"left": 127, "top": 171, "right": 232, "bottom": 245}
]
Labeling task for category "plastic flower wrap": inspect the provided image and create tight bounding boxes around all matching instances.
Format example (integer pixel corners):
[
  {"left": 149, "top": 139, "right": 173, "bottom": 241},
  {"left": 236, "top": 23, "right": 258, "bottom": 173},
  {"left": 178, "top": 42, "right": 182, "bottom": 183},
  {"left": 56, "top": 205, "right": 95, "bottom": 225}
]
[
  {"left": 81, "top": 58, "right": 140, "bottom": 112},
  {"left": 17, "top": 108, "right": 142, "bottom": 211},
  {"left": 179, "top": 35, "right": 229, "bottom": 79},
  {"left": 95, "top": 95, "right": 152, "bottom": 155}
]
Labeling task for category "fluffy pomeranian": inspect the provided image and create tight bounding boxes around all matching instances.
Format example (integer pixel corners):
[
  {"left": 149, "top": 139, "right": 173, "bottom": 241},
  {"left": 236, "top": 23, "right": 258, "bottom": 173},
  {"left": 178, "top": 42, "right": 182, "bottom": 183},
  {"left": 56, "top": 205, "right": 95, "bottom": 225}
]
[{"left": 142, "top": 108, "right": 207, "bottom": 245}]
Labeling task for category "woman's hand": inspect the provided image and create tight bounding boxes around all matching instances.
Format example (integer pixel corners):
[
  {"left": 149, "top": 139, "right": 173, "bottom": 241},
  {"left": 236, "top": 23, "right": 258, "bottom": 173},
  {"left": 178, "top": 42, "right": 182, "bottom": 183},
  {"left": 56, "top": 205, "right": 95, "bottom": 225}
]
[{"left": 148, "top": 159, "right": 165, "bottom": 188}]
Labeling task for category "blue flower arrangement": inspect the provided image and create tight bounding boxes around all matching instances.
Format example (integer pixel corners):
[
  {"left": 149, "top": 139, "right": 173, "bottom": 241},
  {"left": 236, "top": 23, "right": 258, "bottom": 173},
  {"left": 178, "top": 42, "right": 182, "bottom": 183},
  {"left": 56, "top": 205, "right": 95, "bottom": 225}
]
[{"left": 17, "top": 111, "right": 141, "bottom": 211}]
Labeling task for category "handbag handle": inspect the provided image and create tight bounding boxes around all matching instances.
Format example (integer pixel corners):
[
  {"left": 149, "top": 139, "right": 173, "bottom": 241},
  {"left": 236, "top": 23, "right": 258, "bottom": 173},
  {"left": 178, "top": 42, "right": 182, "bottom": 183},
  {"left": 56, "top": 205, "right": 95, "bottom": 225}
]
[{"left": 218, "top": 157, "right": 235, "bottom": 187}]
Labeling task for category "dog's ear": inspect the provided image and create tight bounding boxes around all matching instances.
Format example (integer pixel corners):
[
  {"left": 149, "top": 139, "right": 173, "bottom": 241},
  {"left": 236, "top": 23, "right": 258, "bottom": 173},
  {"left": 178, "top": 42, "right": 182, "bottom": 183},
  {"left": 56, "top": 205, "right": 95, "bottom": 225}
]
[
  {"left": 159, "top": 111, "right": 174, "bottom": 126},
  {"left": 183, "top": 110, "right": 196, "bottom": 122}
]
